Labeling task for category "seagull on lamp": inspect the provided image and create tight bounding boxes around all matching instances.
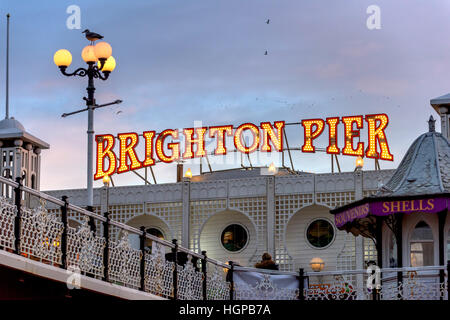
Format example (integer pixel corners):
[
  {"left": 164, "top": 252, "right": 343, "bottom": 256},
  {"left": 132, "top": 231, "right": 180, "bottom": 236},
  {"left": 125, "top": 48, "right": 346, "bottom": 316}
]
[{"left": 82, "top": 29, "right": 104, "bottom": 43}]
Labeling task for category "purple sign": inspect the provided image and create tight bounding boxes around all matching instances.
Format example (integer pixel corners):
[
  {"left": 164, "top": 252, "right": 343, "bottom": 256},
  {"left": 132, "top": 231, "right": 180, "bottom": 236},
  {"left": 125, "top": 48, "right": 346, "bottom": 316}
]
[
  {"left": 371, "top": 198, "right": 448, "bottom": 215},
  {"left": 335, "top": 203, "right": 369, "bottom": 228},
  {"left": 335, "top": 197, "right": 448, "bottom": 228}
]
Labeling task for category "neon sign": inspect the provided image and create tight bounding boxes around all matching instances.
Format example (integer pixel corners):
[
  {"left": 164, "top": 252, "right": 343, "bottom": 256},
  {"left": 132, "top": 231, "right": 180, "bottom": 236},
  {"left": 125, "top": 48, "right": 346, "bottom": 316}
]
[{"left": 94, "top": 113, "right": 393, "bottom": 180}]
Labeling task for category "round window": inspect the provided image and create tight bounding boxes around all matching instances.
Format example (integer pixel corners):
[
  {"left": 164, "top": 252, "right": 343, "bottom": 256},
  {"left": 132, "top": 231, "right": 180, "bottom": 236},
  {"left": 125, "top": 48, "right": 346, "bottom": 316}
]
[
  {"left": 306, "top": 219, "right": 335, "bottom": 248},
  {"left": 221, "top": 224, "right": 248, "bottom": 252}
]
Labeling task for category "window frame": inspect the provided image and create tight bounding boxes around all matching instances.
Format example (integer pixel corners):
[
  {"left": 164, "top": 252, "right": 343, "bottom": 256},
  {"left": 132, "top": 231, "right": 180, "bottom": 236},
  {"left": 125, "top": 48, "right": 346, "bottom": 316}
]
[
  {"left": 304, "top": 217, "right": 336, "bottom": 250},
  {"left": 219, "top": 222, "right": 249, "bottom": 253}
]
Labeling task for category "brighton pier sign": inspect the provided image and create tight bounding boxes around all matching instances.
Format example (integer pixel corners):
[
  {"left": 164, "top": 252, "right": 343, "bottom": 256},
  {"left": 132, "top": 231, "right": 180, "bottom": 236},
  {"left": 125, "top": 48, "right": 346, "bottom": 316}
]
[{"left": 94, "top": 113, "right": 393, "bottom": 180}]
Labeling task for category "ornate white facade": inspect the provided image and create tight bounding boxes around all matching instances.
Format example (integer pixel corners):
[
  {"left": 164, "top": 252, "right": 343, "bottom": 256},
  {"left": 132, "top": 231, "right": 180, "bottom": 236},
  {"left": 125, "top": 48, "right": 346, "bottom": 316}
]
[{"left": 45, "top": 168, "right": 394, "bottom": 272}]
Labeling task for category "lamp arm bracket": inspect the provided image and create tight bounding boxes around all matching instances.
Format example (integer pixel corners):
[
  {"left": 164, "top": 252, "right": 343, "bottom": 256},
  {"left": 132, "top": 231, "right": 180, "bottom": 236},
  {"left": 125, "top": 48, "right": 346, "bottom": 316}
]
[
  {"left": 96, "top": 70, "right": 110, "bottom": 81},
  {"left": 60, "top": 67, "right": 88, "bottom": 77}
]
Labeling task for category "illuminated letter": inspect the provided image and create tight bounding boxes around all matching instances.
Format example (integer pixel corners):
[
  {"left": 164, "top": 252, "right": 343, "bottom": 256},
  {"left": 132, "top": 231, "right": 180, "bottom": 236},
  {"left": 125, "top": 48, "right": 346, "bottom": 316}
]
[
  {"left": 260, "top": 121, "right": 284, "bottom": 152},
  {"left": 117, "top": 133, "right": 142, "bottom": 174},
  {"left": 156, "top": 129, "right": 180, "bottom": 163},
  {"left": 342, "top": 116, "right": 364, "bottom": 156},
  {"left": 365, "top": 114, "right": 393, "bottom": 161},
  {"left": 182, "top": 127, "right": 207, "bottom": 159},
  {"left": 209, "top": 125, "right": 233, "bottom": 155},
  {"left": 94, "top": 134, "right": 116, "bottom": 180},
  {"left": 326, "top": 117, "right": 340, "bottom": 154},
  {"left": 142, "top": 131, "right": 155, "bottom": 167},
  {"left": 301, "top": 119, "right": 325, "bottom": 152},
  {"left": 234, "top": 123, "right": 260, "bottom": 154}
]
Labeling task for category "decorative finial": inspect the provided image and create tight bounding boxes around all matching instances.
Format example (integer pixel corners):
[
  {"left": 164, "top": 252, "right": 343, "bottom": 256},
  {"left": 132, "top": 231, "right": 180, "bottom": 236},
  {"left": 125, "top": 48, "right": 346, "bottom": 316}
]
[{"left": 428, "top": 115, "right": 436, "bottom": 132}]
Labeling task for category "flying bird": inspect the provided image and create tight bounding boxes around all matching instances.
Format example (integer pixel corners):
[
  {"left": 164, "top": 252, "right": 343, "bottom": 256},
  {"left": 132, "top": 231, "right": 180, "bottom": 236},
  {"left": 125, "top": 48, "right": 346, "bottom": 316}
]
[
  {"left": 82, "top": 29, "right": 104, "bottom": 43},
  {"left": 116, "top": 110, "right": 123, "bottom": 115},
  {"left": 264, "top": 50, "right": 268, "bottom": 55},
  {"left": 266, "top": 19, "right": 270, "bottom": 24}
]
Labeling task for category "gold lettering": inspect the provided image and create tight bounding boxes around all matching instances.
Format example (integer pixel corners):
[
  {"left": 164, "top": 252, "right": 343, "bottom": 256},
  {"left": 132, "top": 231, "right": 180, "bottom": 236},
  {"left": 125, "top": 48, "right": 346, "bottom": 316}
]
[
  {"left": 419, "top": 199, "right": 425, "bottom": 211},
  {"left": 402, "top": 201, "right": 410, "bottom": 212},
  {"left": 411, "top": 200, "right": 418, "bottom": 212},
  {"left": 391, "top": 201, "right": 401, "bottom": 212},
  {"left": 427, "top": 199, "right": 434, "bottom": 210}
]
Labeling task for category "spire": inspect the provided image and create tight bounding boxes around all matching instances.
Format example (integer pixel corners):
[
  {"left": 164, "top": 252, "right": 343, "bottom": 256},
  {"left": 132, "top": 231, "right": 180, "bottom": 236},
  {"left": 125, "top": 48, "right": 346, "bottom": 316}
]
[
  {"left": 5, "top": 13, "right": 10, "bottom": 119},
  {"left": 428, "top": 115, "right": 436, "bottom": 132}
]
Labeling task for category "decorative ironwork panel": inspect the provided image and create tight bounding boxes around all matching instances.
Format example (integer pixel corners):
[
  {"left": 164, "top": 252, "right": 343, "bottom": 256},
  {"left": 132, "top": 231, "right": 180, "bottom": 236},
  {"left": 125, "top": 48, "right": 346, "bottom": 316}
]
[
  {"left": 20, "top": 204, "right": 63, "bottom": 265},
  {"left": 305, "top": 276, "right": 356, "bottom": 300},
  {"left": 234, "top": 274, "right": 299, "bottom": 300},
  {"left": 190, "top": 199, "right": 227, "bottom": 252},
  {"left": 206, "top": 263, "right": 230, "bottom": 300},
  {"left": 67, "top": 216, "right": 105, "bottom": 277},
  {"left": 144, "top": 246, "right": 174, "bottom": 299},
  {"left": 378, "top": 278, "right": 447, "bottom": 300},
  {"left": 109, "top": 231, "right": 142, "bottom": 289},
  {"left": 107, "top": 204, "right": 144, "bottom": 240},
  {"left": 316, "top": 191, "right": 355, "bottom": 209},
  {"left": 177, "top": 255, "right": 203, "bottom": 300},
  {"left": 229, "top": 197, "right": 267, "bottom": 265},
  {"left": 146, "top": 202, "right": 183, "bottom": 242},
  {"left": 0, "top": 197, "right": 16, "bottom": 250},
  {"left": 336, "top": 233, "right": 356, "bottom": 286},
  {"left": 274, "top": 194, "right": 313, "bottom": 271}
]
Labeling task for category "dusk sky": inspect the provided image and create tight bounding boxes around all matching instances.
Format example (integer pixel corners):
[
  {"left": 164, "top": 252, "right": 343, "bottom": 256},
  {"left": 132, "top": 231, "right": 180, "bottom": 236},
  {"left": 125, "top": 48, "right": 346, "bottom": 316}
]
[{"left": 1, "top": 0, "right": 450, "bottom": 191}]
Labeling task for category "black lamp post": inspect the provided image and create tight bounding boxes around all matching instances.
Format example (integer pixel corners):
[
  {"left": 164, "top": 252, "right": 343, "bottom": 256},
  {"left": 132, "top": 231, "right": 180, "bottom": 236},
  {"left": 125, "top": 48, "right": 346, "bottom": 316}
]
[{"left": 54, "top": 35, "right": 120, "bottom": 213}]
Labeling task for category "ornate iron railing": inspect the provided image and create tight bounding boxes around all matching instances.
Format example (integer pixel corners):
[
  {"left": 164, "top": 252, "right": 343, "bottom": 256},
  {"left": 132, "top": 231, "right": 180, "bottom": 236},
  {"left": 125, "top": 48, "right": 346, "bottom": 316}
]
[
  {"left": 0, "top": 176, "right": 230, "bottom": 300},
  {"left": 0, "top": 175, "right": 447, "bottom": 300},
  {"left": 231, "top": 264, "right": 448, "bottom": 300}
]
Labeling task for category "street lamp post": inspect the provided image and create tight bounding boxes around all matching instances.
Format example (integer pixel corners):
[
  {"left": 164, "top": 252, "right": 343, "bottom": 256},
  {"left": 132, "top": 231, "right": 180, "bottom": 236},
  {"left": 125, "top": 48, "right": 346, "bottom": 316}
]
[
  {"left": 103, "top": 174, "right": 110, "bottom": 213},
  {"left": 54, "top": 34, "right": 119, "bottom": 214}
]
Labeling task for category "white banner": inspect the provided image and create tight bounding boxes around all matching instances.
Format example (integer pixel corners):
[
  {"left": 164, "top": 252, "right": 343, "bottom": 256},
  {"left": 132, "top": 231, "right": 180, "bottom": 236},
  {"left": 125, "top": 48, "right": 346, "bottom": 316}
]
[{"left": 233, "top": 270, "right": 301, "bottom": 300}]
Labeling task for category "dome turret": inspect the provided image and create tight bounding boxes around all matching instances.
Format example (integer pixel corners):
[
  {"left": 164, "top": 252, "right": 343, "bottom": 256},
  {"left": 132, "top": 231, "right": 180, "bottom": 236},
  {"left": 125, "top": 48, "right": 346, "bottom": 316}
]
[{"left": 376, "top": 118, "right": 450, "bottom": 197}]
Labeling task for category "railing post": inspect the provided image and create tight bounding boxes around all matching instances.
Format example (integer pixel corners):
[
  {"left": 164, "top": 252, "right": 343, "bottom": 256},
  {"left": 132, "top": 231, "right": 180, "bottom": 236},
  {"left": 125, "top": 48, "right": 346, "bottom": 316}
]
[
  {"left": 60, "top": 196, "right": 69, "bottom": 269},
  {"left": 87, "top": 205, "right": 96, "bottom": 234},
  {"left": 102, "top": 211, "right": 110, "bottom": 282},
  {"left": 14, "top": 177, "right": 22, "bottom": 255},
  {"left": 228, "top": 261, "right": 234, "bottom": 301},
  {"left": 298, "top": 268, "right": 305, "bottom": 300},
  {"left": 172, "top": 239, "right": 178, "bottom": 300},
  {"left": 140, "top": 226, "right": 146, "bottom": 292},
  {"left": 201, "top": 250, "right": 207, "bottom": 300}
]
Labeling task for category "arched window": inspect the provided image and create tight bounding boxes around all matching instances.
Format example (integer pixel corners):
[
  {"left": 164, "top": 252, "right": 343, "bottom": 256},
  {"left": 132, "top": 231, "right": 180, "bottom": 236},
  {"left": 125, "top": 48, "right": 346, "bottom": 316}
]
[
  {"left": 22, "top": 170, "right": 27, "bottom": 187},
  {"left": 388, "top": 231, "right": 398, "bottom": 267},
  {"left": 410, "top": 221, "right": 434, "bottom": 267},
  {"left": 2, "top": 169, "right": 11, "bottom": 198},
  {"left": 221, "top": 224, "right": 248, "bottom": 252},
  {"left": 447, "top": 228, "right": 450, "bottom": 262},
  {"left": 31, "top": 174, "right": 36, "bottom": 190}
]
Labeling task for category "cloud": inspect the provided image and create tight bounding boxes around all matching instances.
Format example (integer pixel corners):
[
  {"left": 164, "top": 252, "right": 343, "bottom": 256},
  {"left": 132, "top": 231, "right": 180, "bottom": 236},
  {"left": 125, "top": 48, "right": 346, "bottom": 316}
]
[{"left": 0, "top": 0, "right": 447, "bottom": 190}]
